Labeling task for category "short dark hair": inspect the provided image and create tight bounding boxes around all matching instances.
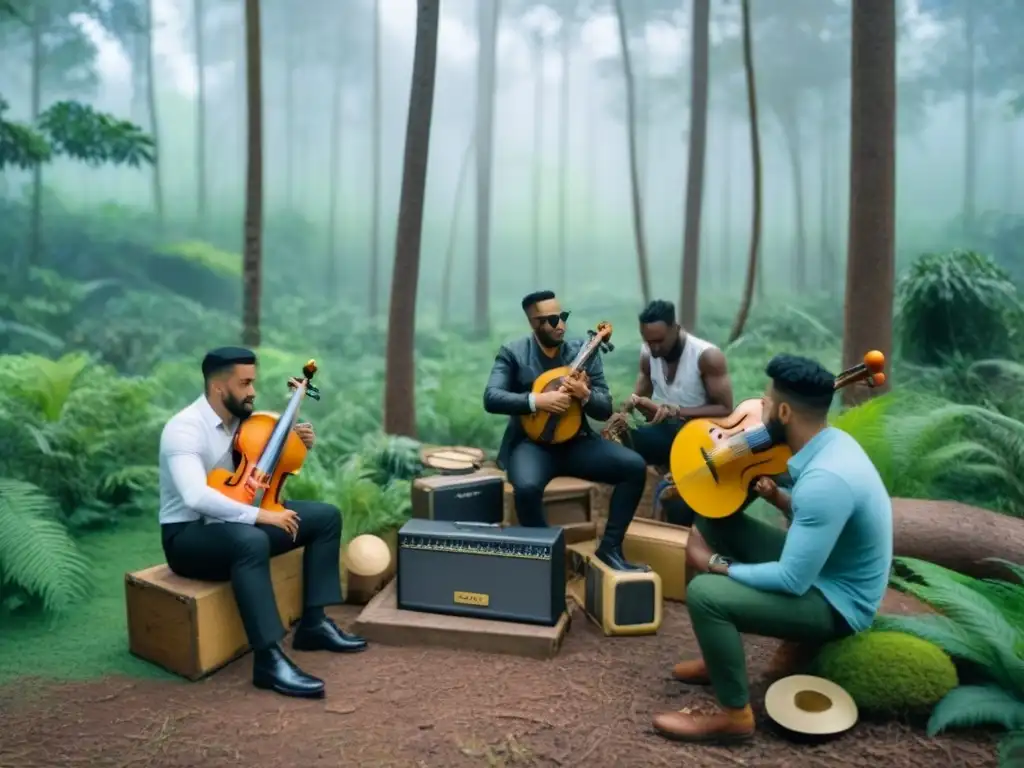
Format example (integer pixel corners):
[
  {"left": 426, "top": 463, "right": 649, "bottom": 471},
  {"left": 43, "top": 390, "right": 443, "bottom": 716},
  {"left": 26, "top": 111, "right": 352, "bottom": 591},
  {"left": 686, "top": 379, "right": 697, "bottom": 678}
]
[
  {"left": 639, "top": 299, "right": 676, "bottom": 326},
  {"left": 202, "top": 346, "right": 257, "bottom": 385},
  {"left": 764, "top": 354, "right": 835, "bottom": 417},
  {"left": 521, "top": 290, "right": 556, "bottom": 312}
]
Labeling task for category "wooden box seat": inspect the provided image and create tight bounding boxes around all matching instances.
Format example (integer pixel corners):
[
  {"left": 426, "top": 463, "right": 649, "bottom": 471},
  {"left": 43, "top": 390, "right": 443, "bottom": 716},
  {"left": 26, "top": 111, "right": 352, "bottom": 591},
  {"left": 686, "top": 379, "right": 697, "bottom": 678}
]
[
  {"left": 478, "top": 468, "right": 597, "bottom": 545},
  {"left": 125, "top": 548, "right": 304, "bottom": 680}
]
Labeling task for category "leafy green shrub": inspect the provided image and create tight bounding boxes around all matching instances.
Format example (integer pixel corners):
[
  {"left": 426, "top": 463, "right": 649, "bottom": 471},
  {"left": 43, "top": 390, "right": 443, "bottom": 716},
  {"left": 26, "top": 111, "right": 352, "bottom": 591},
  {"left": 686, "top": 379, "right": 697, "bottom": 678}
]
[
  {"left": 875, "top": 557, "right": 1024, "bottom": 761},
  {"left": 0, "top": 479, "right": 92, "bottom": 615},
  {"left": 812, "top": 631, "right": 958, "bottom": 716},
  {"left": 896, "top": 250, "right": 1021, "bottom": 365}
]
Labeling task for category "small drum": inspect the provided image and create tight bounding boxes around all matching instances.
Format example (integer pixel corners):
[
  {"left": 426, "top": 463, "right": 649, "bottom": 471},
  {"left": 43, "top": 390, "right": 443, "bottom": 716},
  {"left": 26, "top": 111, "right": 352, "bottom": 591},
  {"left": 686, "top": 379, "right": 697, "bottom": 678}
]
[{"left": 420, "top": 446, "right": 485, "bottom": 475}]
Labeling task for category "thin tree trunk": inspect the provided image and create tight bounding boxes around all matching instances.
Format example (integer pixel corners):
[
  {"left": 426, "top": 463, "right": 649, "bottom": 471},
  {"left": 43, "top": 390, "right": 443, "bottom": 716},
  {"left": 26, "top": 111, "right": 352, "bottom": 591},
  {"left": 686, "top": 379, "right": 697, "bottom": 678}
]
[
  {"left": 962, "top": 0, "right": 975, "bottom": 236},
  {"left": 819, "top": 89, "right": 832, "bottom": 293},
  {"left": 557, "top": 21, "right": 571, "bottom": 293},
  {"left": 146, "top": 0, "right": 164, "bottom": 226},
  {"left": 728, "top": 0, "right": 763, "bottom": 344},
  {"left": 242, "top": 0, "right": 264, "bottom": 347},
  {"left": 473, "top": 0, "right": 499, "bottom": 337},
  {"left": 325, "top": 34, "right": 345, "bottom": 302},
  {"left": 777, "top": 106, "right": 808, "bottom": 291},
  {"left": 530, "top": 36, "right": 544, "bottom": 286},
  {"left": 284, "top": 25, "right": 295, "bottom": 213},
  {"left": 442, "top": 130, "right": 475, "bottom": 328},
  {"left": 679, "top": 0, "right": 710, "bottom": 331},
  {"left": 841, "top": 0, "right": 896, "bottom": 405},
  {"left": 613, "top": 0, "right": 651, "bottom": 304},
  {"left": 370, "top": 0, "right": 382, "bottom": 316},
  {"left": 194, "top": 0, "right": 207, "bottom": 229},
  {"left": 384, "top": 0, "right": 441, "bottom": 437},
  {"left": 720, "top": 118, "right": 732, "bottom": 289},
  {"left": 28, "top": 0, "right": 43, "bottom": 268}
]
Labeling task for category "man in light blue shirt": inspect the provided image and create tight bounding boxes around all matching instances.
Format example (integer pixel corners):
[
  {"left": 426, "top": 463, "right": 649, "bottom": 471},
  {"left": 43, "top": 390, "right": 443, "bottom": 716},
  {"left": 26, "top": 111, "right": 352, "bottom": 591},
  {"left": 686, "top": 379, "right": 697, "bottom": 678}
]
[{"left": 652, "top": 354, "right": 893, "bottom": 743}]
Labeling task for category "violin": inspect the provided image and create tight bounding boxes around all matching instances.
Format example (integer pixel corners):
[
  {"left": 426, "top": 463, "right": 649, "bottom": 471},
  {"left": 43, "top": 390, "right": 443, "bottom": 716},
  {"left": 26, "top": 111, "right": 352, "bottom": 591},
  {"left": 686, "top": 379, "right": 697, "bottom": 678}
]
[
  {"left": 666, "top": 351, "right": 886, "bottom": 520},
  {"left": 521, "top": 322, "right": 615, "bottom": 445},
  {"left": 206, "top": 359, "right": 321, "bottom": 513}
]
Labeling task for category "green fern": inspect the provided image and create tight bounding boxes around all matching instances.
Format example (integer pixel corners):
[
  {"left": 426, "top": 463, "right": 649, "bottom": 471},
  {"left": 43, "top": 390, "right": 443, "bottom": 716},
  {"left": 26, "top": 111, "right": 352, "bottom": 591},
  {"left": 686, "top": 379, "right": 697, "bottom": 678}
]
[
  {"left": 999, "top": 730, "right": 1024, "bottom": 767},
  {"left": 927, "top": 685, "right": 1024, "bottom": 736},
  {"left": 0, "top": 479, "right": 92, "bottom": 613}
]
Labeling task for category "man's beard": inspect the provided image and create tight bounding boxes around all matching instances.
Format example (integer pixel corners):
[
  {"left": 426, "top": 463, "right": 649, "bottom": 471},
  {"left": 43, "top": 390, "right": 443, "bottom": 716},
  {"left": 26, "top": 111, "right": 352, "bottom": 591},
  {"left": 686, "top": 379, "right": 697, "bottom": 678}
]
[
  {"left": 765, "top": 415, "right": 787, "bottom": 445},
  {"left": 223, "top": 392, "right": 254, "bottom": 420},
  {"left": 662, "top": 336, "right": 684, "bottom": 363},
  {"left": 536, "top": 329, "right": 563, "bottom": 348}
]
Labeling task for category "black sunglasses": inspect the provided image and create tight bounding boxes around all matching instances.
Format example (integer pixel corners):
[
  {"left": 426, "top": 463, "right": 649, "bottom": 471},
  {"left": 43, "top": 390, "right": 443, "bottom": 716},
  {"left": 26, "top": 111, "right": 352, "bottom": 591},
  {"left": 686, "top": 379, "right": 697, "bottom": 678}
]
[{"left": 532, "top": 311, "right": 570, "bottom": 328}]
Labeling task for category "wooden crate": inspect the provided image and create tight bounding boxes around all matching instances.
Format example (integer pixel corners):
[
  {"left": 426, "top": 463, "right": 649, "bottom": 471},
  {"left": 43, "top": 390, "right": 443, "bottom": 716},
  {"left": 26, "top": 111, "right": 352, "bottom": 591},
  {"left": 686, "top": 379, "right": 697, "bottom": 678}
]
[
  {"left": 125, "top": 548, "right": 304, "bottom": 680},
  {"left": 352, "top": 579, "right": 572, "bottom": 659},
  {"left": 478, "top": 468, "right": 596, "bottom": 526},
  {"left": 621, "top": 519, "right": 689, "bottom": 602}
]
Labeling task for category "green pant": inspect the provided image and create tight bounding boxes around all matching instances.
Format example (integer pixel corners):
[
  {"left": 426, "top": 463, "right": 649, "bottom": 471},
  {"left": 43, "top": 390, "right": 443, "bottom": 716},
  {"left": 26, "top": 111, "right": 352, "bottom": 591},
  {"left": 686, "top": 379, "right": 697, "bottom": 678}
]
[{"left": 688, "top": 511, "right": 848, "bottom": 708}]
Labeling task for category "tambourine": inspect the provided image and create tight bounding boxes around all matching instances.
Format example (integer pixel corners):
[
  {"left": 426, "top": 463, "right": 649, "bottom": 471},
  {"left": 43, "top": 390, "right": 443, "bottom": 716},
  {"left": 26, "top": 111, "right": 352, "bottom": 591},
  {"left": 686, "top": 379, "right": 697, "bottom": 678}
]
[{"left": 420, "top": 446, "right": 485, "bottom": 475}]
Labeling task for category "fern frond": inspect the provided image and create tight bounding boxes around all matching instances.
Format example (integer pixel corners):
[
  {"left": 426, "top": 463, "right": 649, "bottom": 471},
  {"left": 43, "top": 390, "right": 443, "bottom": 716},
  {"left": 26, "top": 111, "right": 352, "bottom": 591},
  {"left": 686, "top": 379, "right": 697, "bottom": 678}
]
[
  {"left": 926, "top": 685, "right": 1024, "bottom": 736},
  {"left": 0, "top": 478, "right": 92, "bottom": 613},
  {"left": 873, "top": 613, "right": 996, "bottom": 668},
  {"left": 999, "top": 730, "right": 1024, "bottom": 768}
]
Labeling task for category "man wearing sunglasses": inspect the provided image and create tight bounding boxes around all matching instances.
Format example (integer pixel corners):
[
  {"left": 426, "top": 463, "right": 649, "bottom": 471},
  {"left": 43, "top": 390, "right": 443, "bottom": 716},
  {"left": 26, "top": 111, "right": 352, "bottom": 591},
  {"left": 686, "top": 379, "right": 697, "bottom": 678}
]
[{"left": 483, "top": 290, "right": 650, "bottom": 572}]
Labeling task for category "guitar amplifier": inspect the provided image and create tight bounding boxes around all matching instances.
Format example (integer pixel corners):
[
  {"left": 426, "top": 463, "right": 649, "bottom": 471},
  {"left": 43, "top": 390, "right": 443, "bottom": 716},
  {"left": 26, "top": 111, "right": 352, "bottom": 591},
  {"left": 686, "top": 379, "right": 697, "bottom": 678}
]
[
  {"left": 567, "top": 541, "right": 662, "bottom": 636},
  {"left": 397, "top": 519, "right": 566, "bottom": 626},
  {"left": 410, "top": 473, "right": 504, "bottom": 524}
]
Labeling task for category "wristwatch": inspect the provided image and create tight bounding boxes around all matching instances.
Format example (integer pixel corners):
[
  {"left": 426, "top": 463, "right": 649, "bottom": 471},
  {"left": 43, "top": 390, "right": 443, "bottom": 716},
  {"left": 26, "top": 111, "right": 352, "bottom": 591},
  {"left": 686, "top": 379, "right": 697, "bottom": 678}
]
[{"left": 708, "top": 553, "right": 733, "bottom": 570}]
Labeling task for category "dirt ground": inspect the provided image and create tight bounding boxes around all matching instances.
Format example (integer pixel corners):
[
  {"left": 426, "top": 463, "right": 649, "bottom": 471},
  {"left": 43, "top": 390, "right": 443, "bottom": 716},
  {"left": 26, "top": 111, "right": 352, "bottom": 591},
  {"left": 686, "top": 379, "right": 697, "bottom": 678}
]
[{"left": 0, "top": 597, "right": 996, "bottom": 768}]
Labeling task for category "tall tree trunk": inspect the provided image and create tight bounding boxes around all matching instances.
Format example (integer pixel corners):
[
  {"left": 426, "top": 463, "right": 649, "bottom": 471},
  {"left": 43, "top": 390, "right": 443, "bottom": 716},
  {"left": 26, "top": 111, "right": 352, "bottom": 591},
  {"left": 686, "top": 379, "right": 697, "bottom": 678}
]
[
  {"left": 146, "top": 0, "right": 164, "bottom": 226},
  {"left": 530, "top": 35, "right": 544, "bottom": 287},
  {"left": 474, "top": 0, "right": 499, "bottom": 337},
  {"left": 679, "top": 0, "right": 710, "bottom": 331},
  {"left": 370, "top": 0, "right": 382, "bottom": 316},
  {"left": 325, "top": 30, "right": 346, "bottom": 302},
  {"left": 383, "top": 0, "right": 441, "bottom": 437},
  {"left": 557, "top": 21, "right": 570, "bottom": 293},
  {"left": 728, "top": 0, "right": 763, "bottom": 343},
  {"left": 284, "top": 24, "right": 295, "bottom": 213},
  {"left": 28, "top": 0, "right": 43, "bottom": 268},
  {"left": 242, "top": 0, "right": 264, "bottom": 347},
  {"left": 841, "top": 0, "right": 896, "bottom": 405},
  {"left": 193, "top": 0, "right": 207, "bottom": 230},
  {"left": 720, "top": 118, "right": 732, "bottom": 289},
  {"left": 776, "top": 105, "right": 808, "bottom": 291},
  {"left": 613, "top": 0, "right": 651, "bottom": 304},
  {"left": 962, "top": 0, "right": 975, "bottom": 236},
  {"left": 442, "top": 130, "right": 476, "bottom": 328},
  {"left": 819, "top": 89, "right": 833, "bottom": 294}
]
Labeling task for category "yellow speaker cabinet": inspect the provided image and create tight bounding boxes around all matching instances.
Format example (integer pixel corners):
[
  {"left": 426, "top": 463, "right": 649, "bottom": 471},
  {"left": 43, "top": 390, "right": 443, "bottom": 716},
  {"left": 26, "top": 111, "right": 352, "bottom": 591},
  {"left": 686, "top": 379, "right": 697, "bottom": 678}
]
[
  {"left": 621, "top": 519, "right": 689, "bottom": 602},
  {"left": 566, "top": 541, "right": 662, "bottom": 637}
]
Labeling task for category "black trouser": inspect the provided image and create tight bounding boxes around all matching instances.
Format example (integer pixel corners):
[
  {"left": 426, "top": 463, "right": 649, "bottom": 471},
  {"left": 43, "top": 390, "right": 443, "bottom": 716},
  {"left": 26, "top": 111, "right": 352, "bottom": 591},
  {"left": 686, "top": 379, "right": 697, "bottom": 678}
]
[
  {"left": 161, "top": 500, "right": 344, "bottom": 650},
  {"left": 625, "top": 419, "right": 697, "bottom": 527},
  {"left": 506, "top": 434, "right": 647, "bottom": 546}
]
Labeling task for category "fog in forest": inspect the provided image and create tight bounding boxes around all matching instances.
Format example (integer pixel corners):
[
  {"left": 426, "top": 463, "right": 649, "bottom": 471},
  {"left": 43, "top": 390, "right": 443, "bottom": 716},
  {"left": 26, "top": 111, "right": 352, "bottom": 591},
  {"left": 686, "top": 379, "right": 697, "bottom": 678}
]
[{"left": 3, "top": 0, "right": 1021, "bottom": 335}]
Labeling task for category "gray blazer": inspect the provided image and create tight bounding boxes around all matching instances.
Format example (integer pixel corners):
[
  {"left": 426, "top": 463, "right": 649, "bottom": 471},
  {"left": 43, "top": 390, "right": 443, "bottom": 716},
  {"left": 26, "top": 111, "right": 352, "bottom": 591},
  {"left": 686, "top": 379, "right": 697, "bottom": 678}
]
[{"left": 483, "top": 335, "right": 614, "bottom": 469}]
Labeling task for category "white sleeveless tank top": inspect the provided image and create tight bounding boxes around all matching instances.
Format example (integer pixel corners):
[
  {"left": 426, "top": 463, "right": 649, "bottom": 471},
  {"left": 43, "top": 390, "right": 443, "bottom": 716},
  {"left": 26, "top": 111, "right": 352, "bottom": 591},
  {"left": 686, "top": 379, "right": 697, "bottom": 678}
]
[{"left": 642, "top": 334, "right": 716, "bottom": 408}]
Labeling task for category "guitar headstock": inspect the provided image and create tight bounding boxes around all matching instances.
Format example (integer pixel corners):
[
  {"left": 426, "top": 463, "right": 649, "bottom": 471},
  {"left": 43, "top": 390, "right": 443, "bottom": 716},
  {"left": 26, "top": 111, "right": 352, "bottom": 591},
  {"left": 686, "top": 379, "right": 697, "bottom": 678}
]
[
  {"left": 588, "top": 322, "right": 614, "bottom": 353},
  {"left": 834, "top": 350, "right": 886, "bottom": 391}
]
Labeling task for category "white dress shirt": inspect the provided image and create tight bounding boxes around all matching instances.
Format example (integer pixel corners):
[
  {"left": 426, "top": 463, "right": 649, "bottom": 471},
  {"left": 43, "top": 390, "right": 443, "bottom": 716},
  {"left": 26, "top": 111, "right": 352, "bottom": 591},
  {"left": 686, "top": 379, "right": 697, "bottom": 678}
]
[{"left": 159, "top": 396, "right": 259, "bottom": 526}]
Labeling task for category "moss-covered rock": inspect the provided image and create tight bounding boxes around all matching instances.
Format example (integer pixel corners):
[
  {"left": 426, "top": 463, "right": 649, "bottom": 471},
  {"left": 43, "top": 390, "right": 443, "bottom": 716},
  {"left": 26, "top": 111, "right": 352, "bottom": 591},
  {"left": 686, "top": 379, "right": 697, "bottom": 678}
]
[{"left": 812, "top": 630, "right": 958, "bottom": 716}]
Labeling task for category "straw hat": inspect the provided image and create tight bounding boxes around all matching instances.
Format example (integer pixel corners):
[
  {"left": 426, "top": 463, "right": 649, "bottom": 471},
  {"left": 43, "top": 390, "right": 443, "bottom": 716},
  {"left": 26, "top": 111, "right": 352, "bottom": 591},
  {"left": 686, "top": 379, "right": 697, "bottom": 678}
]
[
  {"left": 343, "top": 535, "right": 392, "bottom": 577},
  {"left": 764, "top": 675, "right": 858, "bottom": 736}
]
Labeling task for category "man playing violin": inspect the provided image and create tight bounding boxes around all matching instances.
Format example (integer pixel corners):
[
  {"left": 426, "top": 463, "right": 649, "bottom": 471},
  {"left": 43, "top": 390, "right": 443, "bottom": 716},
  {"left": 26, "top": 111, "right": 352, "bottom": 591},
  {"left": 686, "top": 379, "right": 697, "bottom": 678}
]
[
  {"left": 483, "top": 291, "right": 649, "bottom": 572},
  {"left": 651, "top": 354, "right": 892, "bottom": 743},
  {"left": 158, "top": 347, "right": 368, "bottom": 699},
  {"left": 603, "top": 299, "right": 733, "bottom": 525}
]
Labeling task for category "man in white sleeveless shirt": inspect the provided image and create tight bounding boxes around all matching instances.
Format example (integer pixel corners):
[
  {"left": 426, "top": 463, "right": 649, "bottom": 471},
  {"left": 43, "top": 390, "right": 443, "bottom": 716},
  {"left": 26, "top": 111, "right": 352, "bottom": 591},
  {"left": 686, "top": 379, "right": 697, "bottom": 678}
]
[{"left": 606, "top": 300, "right": 734, "bottom": 523}]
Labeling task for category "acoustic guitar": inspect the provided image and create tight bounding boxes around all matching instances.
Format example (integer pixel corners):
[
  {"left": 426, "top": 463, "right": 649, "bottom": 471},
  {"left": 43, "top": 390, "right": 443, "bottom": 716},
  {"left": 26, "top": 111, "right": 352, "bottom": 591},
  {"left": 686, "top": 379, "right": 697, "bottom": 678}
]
[
  {"left": 666, "top": 351, "right": 886, "bottom": 520},
  {"left": 521, "top": 322, "right": 614, "bottom": 445}
]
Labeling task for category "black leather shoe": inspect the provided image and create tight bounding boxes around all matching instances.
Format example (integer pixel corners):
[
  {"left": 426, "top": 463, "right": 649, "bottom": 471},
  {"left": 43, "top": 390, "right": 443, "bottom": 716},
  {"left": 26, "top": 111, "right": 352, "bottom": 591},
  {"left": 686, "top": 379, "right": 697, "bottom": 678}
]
[
  {"left": 292, "top": 617, "right": 368, "bottom": 653},
  {"left": 252, "top": 645, "right": 325, "bottom": 698},
  {"left": 595, "top": 543, "right": 651, "bottom": 572}
]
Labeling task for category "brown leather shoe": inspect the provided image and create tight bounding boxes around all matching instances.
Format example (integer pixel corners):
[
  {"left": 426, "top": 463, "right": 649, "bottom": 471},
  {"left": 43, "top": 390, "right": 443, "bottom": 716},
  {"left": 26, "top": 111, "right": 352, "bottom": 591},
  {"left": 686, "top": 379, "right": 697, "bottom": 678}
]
[
  {"left": 652, "top": 703, "right": 755, "bottom": 743},
  {"left": 671, "top": 658, "right": 712, "bottom": 685}
]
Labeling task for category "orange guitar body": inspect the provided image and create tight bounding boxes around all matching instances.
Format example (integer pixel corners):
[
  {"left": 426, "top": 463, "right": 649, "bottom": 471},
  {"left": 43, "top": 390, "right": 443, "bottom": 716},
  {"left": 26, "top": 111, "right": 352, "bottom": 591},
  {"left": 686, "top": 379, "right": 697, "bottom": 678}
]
[{"left": 207, "top": 411, "right": 309, "bottom": 513}]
